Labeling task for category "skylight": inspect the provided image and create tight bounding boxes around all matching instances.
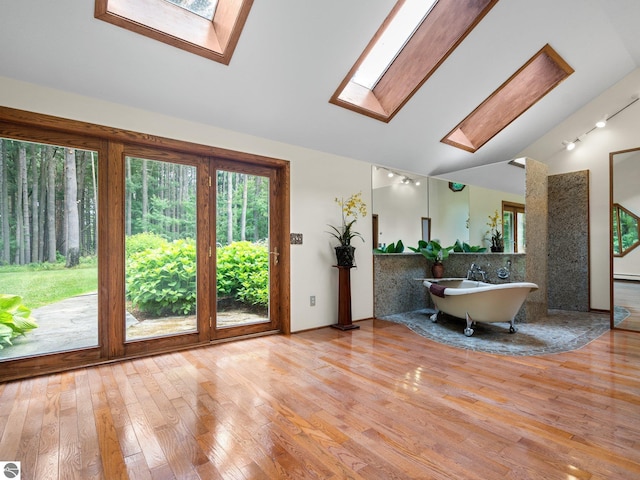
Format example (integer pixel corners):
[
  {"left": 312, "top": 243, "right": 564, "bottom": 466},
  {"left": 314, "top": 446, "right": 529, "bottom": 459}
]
[
  {"left": 352, "top": 0, "right": 438, "bottom": 90},
  {"left": 330, "top": 0, "right": 498, "bottom": 122},
  {"left": 441, "top": 44, "right": 574, "bottom": 153},
  {"left": 95, "top": 0, "right": 253, "bottom": 64},
  {"left": 164, "top": 0, "right": 218, "bottom": 21}
]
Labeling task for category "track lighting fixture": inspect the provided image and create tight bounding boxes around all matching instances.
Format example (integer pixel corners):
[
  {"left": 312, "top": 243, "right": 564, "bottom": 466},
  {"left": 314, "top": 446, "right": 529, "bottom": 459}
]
[
  {"left": 376, "top": 166, "right": 421, "bottom": 186},
  {"left": 562, "top": 95, "right": 639, "bottom": 151}
]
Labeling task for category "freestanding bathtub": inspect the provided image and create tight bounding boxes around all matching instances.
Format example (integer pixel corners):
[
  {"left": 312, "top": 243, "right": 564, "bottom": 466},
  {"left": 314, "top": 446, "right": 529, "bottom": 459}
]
[{"left": 423, "top": 278, "right": 539, "bottom": 336}]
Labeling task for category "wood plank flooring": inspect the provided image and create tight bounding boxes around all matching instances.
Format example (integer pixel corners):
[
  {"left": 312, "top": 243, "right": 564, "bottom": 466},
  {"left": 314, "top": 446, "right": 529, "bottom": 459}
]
[{"left": 1, "top": 319, "right": 640, "bottom": 479}]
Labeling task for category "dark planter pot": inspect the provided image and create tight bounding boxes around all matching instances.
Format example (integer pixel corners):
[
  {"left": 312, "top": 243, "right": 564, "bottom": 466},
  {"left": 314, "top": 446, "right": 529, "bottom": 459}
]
[
  {"left": 335, "top": 245, "right": 356, "bottom": 267},
  {"left": 431, "top": 261, "right": 444, "bottom": 279},
  {"left": 491, "top": 246, "right": 504, "bottom": 252}
]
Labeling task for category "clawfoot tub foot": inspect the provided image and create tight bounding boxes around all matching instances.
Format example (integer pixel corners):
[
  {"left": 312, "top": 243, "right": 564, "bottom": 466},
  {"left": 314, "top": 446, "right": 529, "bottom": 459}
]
[
  {"left": 430, "top": 310, "right": 440, "bottom": 323},
  {"left": 509, "top": 321, "right": 517, "bottom": 334},
  {"left": 464, "top": 313, "right": 474, "bottom": 337}
]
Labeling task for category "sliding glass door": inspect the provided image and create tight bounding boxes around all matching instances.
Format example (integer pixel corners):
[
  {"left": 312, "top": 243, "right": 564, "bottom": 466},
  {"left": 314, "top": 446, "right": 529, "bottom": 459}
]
[
  {"left": 214, "top": 167, "right": 277, "bottom": 339},
  {"left": 0, "top": 138, "right": 99, "bottom": 361},
  {"left": 120, "top": 148, "right": 283, "bottom": 351},
  {"left": 0, "top": 106, "right": 289, "bottom": 381},
  {"left": 124, "top": 156, "right": 199, "bottom": 341}
]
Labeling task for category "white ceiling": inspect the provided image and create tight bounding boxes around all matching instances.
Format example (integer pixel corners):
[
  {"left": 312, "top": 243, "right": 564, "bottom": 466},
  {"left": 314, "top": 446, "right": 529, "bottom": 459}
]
[{"left": 2, "top": 0, "right": 640, "bottom": 194}]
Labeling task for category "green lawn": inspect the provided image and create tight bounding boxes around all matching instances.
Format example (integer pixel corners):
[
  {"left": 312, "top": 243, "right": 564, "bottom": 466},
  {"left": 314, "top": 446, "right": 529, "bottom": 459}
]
[{"left": 0, "top": 265, "right": 98, "bottom": 309}]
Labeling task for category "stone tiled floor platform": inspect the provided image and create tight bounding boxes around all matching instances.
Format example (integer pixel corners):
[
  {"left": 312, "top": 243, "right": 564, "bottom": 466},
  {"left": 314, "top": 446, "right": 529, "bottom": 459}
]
[{"left": 382, "top": 308, "right": 623, "bottom": 356}]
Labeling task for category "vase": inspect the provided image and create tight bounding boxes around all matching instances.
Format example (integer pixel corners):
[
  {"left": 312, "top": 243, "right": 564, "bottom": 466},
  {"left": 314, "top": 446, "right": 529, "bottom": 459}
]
[
  {"left": 431, "top": 261, "right": 444, "bottom": 279},
  {"left": 335, "top": 245, "right": 356, "bottom": 267}
]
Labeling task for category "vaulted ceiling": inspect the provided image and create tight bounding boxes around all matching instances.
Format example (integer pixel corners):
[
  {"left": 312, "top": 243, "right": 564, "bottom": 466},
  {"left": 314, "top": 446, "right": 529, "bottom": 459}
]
[{"left": 2, "top": 0, "right": 640, "bottom": 192}]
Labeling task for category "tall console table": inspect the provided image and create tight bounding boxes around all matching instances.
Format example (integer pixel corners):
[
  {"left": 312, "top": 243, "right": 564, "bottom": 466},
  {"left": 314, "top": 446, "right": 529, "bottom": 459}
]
[{"left": 331, "top": 265, "right": 360, "bottom": 330}]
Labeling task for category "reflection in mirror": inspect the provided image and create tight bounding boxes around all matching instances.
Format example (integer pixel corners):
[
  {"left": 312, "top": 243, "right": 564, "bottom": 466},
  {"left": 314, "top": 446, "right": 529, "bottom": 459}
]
[
  {"left": 611, "top": 149, "right": 640, "bottom": 331},
  {"left": 612, "top": 203, "right": 640, "bottom": 256},
  {"left": 371, "top": 166, "right": 433, "bottom": 249},
  {"left": 371, "top": 165, "right": 526, "bottom": 252}
]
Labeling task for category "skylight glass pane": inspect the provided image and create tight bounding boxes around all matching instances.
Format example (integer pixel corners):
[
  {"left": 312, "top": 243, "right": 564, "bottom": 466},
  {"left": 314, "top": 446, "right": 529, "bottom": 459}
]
[
  {"left": 164, "top": 0, "right": 218, "bottom": 20},
  {"left": 352, "top": 0, "right": 438, "bottom": 89}
]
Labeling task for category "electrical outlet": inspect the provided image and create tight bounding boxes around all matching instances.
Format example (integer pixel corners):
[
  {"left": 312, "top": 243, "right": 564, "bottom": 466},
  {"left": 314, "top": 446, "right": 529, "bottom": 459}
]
[{"left": 310, "top": 295, "right": 316, "bottom": 306}]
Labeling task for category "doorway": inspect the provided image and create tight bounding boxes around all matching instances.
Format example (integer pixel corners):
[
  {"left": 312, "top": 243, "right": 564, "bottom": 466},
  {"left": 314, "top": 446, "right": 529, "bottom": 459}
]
[
  {"left": 119, "top": 145, "right": 286, "bottom": 357},
  {"left": 0, "top": 107, "right": 290, "bottom": 381}
]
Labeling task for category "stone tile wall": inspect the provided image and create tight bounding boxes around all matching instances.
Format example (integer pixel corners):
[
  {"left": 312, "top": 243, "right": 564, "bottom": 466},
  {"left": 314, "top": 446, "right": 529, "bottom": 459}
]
[
  {"left": 548, "top": 171, "right": 590, "bottom": 311},
  {"left": 373, "top": 252, "right": 526, "bottom": 318}
]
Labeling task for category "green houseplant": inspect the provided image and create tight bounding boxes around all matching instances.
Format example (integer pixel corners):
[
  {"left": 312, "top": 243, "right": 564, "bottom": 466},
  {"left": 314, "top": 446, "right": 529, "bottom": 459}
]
[
  {"left": 486, "top": 209, "right": 504, "bottom": 252},
  {"left": 327, "top": 192, "right": 367, "bottom": 266},
  {"left": 0, "top": 294, "right": 39, "bottom": 349},
  {"left": 374, "top": 240, "right": 405, "bottom": 253},
  {"left": 411, "top": 240, "right": 453, "bottom": 278},
  {"left": 452, "top": 239, "right": 487, "bottom": 253}
]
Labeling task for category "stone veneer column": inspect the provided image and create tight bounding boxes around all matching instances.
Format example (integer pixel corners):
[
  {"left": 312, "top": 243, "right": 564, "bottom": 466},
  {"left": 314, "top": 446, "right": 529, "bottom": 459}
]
[
  {"left": 525, "top": 158, "right": 548, "bottom": 320},
  {"left": 547, "top": 171, "right": 590, "bottom": 311}
]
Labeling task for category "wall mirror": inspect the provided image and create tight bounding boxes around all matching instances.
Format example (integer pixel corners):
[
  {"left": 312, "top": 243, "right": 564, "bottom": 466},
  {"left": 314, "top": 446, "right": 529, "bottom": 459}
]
[
  {"left": 371, "top": 164, "right": 525, "bottom": 252},
  {"left": 610, "top": 148, "right": 640, "bottom": 331}
]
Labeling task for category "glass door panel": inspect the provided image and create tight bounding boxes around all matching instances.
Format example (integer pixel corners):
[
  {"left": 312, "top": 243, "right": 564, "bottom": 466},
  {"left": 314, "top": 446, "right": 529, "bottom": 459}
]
[
  {"left": 0, "top": 138, "right": 99, "bottom": 360},
  {"left": 503, "top": 203, "right": 525, "bottom": 253},
  {"left": 517, "top": 212, "right": 526, "bottom": 253},
  {"left": 124, "top": 157, "right": 198, "bottom": 341},
  {"left": 215, "top": 170, "right": 270, "bottom": 329}
]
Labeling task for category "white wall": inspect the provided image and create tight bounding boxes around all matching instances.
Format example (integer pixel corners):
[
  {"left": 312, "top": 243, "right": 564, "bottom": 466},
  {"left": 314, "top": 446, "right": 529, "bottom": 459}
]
[
  {"left": 613, "top": 151, "right": 640, "bottom": 279},
  {"left": 541, "top": 69, "right": 640, "bottom": 310},
  {"left": 372, "top": 182, "right": 428, "bottom": 249},
  {"left": 0, "top": 76, "right": 374, "bottom": 332},
  {"left": 429, "top": 178, "right": 469, "bottom": 246},
  {"left": 468, "top": 186, "right": 525, "bottom": 249}
]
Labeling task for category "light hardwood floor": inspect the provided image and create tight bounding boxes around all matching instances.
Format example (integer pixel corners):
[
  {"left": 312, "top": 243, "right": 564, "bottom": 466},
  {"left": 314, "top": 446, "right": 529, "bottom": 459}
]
[{"left": 1, "top": 319, "right": 639, "bottom": 479}]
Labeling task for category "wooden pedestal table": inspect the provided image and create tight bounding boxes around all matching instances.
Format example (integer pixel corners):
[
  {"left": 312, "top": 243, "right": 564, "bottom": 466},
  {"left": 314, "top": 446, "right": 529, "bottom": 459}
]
[{"left": 331, "top": 265, "right": 360, "bottom": 330}]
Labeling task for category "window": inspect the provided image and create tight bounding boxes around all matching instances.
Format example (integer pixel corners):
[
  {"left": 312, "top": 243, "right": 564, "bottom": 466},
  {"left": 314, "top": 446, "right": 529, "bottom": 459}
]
[
  {"left": 330, "top": 0, "right": 498, "bottom": 122},
  {"left": 95, "top": 0, "right": 253, "bottom": 64},
  {"left": 503, "top": 202, "right": 525, "bottom": 253},
  {"left": 0, "top": 106, "right": 290, "bottom": 382},
  {"left": 442, "top": 44, "right": 574, "bottom": 152},
  {"left": 613, "top": 203, "right": 640, "bottom": 257},
  {"left": 164, "top": 0, "right": 218, "bottom": 20}
]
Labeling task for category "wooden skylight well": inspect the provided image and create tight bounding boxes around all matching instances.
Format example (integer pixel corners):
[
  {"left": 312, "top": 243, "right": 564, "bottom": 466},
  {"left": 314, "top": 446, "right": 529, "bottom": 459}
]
[
  {"left": 442, "top": 44, "right": 574, "bottom": 152},
  {"left": 330, "top": 0, "right": 499, "bottom": 122},
  {"left": 94, "top": 0, "right": 253, "bottom": 64}
]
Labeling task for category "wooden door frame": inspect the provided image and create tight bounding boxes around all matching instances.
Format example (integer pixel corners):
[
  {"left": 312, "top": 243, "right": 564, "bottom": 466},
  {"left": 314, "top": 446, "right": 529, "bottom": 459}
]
[
  {"left": 0, "top": 106, "right": 290, "bottom": 381},
  {"left": 210, "top": 160, "right": 288, "bottom": 340}
]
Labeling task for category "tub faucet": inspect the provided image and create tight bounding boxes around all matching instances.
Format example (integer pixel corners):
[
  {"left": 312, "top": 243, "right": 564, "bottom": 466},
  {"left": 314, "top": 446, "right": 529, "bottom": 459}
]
[{"left": 467, "top": 263, "right": 486, "bottom": 282}]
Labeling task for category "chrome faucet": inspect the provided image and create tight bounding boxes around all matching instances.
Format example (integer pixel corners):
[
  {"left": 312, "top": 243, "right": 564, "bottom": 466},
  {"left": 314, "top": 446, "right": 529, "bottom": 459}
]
[{"left": 467, "top": 263, "right": 486, "bottom": 282}]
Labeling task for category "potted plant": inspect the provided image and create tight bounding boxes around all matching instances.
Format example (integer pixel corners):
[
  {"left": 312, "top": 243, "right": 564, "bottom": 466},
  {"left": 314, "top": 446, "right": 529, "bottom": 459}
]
[
  {"left": 411, "top": 239, "right": 453, "bottom": 278},
  {"left": 452, "top": 239, "right": 487, "bottom": 253},
  {"left": 327, "top": 192, "right": 367, "bottom": 267},
  {"left": 486, "top": 209, "right": 504, "bottom": 252},
  {"left": 374, "top": 240, "right": 404, "bottom": 253}
]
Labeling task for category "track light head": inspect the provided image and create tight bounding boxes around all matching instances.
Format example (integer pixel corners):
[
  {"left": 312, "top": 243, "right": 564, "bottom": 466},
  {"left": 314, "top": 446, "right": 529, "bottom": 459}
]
[{"left": 595, "top": 115, "right": 607, "bottom": 128}]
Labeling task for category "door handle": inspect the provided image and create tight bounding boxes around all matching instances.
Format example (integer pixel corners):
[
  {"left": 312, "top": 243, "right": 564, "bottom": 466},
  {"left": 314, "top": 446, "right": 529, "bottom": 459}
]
[{"left": 270, "top": 247, "right": 279, "bottom": 265}]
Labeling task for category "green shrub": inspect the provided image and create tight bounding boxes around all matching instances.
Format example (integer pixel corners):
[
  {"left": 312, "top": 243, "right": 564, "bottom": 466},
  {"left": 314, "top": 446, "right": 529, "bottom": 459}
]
[
  {"left": 0, "top": 294, "right": 39, "bottom": 349},
  {"left": 126, "top": 239, "right": 269, "bottom": 317},
  {"left": 126, "top": 239, "right": 197, "bottom": 316},
  {"left": 217, "top": 241, "right": 269, "bottom": 306},
  {"left": 126, "top": 232, "right": 169, "bottom": 258}
]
